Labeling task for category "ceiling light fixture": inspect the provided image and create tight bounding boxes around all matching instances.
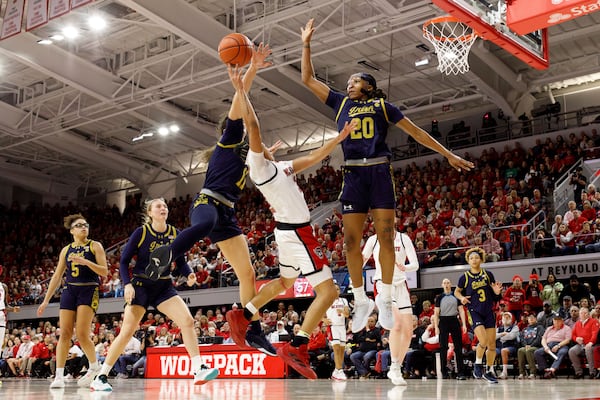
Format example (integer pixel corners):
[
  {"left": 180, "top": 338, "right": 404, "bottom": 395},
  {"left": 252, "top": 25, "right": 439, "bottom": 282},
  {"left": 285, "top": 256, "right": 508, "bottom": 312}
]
[
  {"left": 49, "top": 34, "right": 64, "bottom": 41},
  {"left": 62, "top": 26, "right": 79, "bottom": 39},
  {"left": 357, "top": 59, "right": 381, "bottom": 71},
  {"left": 132, "top": 132, "right": 153, "bottom": 142},
  {"left": 169, "top": 124, "right": 180, "bottom": 133},
  {"left": 158, "top": 126, "right": 170, "bottom": 136},
  {"left": 415, "top": 56, "right": 430, "bottom": 67},
  {"left": 37, "top": 39, "right": 53, "bottom": 45},
  {"left": 88, "top": 15, "right": 107, "bottom": 31}
]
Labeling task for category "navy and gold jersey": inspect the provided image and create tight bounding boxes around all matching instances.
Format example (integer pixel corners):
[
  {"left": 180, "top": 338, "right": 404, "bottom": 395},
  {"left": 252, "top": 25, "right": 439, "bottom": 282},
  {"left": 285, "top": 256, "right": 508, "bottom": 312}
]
[
  {"left": 325, "top": 90, "right": 405, "bottom": 160},
  {"left": 64, "top": 240, "right": 100, "bottom": 285},
  {"left": 203, "top": 118, "right": 249, "bottom": 203},
  {"left": 119, "top": 223, "right": 190, "bottom": 285},
  {"left": 457, "top": 268, "right": 497, "bottom": 315}
]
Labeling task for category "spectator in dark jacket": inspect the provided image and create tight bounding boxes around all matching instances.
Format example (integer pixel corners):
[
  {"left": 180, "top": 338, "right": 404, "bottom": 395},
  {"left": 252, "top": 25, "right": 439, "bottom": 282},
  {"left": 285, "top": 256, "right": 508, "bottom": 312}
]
[
  {"left": 517, "top": 314, "right": 545, "bottom": 378},
  {"left": 349, "top": 316, "right": 381, "bottom": 378},
  {"left": 537, "top": 300, "right": 559, "bottom": 328},
  {"left": 560, "top": 275, "right": 590, "bottom": 304}
]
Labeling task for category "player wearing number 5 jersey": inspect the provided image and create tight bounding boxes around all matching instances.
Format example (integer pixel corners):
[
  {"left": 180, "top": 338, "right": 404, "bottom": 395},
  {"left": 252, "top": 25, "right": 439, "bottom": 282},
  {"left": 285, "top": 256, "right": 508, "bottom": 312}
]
[
  {"left": 37, "top": 214, "right": 108, "bottom": 389},
  {"left": 301, "top": 18, "right": 474, "bottom": 334},
  {"left": 455, "top": 247, "right": 503, "bottom": 383}
]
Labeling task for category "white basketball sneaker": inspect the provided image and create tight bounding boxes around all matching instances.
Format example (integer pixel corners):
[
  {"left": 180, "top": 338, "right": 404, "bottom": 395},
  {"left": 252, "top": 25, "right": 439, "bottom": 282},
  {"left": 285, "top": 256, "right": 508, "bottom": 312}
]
[
  {"left": 352, "top": 299, "right": 375, "bottom": 332},
  {"left": 331, "top": 368, "right": 347, "bottom": 381},
  {"left": 78, "top": 364, "right": 100, "bottom": 387},
  {"left": 376, "top": 295, "right": 394, "bottom": 330},
  {"left": 49, "top": 378, "right": 65, "bottom": 389},
  {"left": 193, "top": 365, "right": 219, "bottom": 385},
  {"left": 387, "top": 363, "right": 407, "bottom": 386},
  {"left": 90, "top": 374, "right": 112, "bottom": 392}
]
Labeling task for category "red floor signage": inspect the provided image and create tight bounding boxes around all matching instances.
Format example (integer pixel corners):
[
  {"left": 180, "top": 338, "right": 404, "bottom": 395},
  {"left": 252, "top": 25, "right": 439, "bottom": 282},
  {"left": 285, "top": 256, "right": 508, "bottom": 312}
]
[{"left": 145, "top": 344, "right": 286, "bottom": 378}]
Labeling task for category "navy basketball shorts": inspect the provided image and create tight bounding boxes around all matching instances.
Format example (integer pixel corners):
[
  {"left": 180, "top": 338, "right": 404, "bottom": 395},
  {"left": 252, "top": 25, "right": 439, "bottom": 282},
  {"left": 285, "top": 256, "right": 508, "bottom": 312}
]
[
  {"left": 339, "top": 163, "right": 395, "bottom": 213},
  {"left": 130, "top": 277, "right": 179, "bottom": 309},
  {"left": 190, "top": 195, "right": 242, "bottom": 243},
  {"left": 60, "top": 284, "right": 99, "bottom": 313},
  {"left": 469, "top": 308, "right": 496, "bottom": 329}
]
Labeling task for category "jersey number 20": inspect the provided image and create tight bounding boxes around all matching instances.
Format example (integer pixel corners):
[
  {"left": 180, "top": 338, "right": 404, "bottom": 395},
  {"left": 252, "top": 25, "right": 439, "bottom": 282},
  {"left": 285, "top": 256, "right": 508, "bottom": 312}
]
[{"left": 350, "top": 117, "right": 374, "bottom": 139}]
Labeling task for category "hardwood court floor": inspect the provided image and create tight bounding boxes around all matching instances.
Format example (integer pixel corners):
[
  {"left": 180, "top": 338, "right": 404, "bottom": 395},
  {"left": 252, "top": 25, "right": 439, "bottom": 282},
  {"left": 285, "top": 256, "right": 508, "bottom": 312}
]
[{"left": 0, "top": 376, "right": 598, "bottom": 400}]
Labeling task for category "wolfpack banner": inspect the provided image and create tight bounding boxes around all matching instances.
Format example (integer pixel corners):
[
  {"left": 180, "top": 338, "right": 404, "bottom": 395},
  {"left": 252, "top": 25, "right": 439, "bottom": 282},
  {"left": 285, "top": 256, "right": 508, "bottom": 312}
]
[
  {"left": 70, "top": 0, "right": 93, "bottom": 9},
  {"left": 1, "top": 0, "right": 25, "bottom": 40},
  {"left": 145, "top": 345, "right": 285, "bottom": 378},
  {"left": 49, "top": 0, "right": 69, "bottom": 19},
  {"left": 26, "top": 0, "right": 49, "bottom": 31}
]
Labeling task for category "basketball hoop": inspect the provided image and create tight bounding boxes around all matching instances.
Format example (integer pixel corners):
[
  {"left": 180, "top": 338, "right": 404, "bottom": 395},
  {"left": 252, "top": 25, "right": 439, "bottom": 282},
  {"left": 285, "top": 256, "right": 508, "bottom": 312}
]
[{"left": 423, "top": 16, "right": 478, "bottom": 75}]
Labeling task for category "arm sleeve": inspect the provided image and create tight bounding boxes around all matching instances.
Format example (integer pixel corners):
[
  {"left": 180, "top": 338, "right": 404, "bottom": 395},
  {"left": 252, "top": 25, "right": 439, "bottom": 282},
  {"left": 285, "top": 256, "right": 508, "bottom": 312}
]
[
  {"left": 361, "top": 235, "right": 377, "bottom": 262},
  {"left": 174, "top": 227, "right": 193, "bottom": 277},
  {"left": 220, "top": 118, "right": 244, "bottom": 145},
  {"left": 119, "top": 228, "right": 142, "bottom": 285},
  {"left": 401, "top": 233, "right": 419, "bottom": 272},
  {"left": 174, "top": 255, "right": 192, "bottom": 277}
]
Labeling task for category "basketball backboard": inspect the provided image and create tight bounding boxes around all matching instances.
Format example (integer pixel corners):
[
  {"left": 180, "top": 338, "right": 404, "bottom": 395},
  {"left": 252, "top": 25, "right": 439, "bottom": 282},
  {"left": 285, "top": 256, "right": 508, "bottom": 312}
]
[
  {"left": 507, "top": 0, "right": 600, "bottom": 36},
  {"left": 431, "top": 0, "right": 549, "bottom": 70}
]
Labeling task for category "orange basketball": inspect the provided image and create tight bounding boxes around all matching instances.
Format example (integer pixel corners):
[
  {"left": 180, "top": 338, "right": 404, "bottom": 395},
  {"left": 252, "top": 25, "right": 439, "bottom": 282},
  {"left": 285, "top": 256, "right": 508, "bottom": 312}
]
[{"left": 218, "top": 33, "right": 253, "bottom": 66}]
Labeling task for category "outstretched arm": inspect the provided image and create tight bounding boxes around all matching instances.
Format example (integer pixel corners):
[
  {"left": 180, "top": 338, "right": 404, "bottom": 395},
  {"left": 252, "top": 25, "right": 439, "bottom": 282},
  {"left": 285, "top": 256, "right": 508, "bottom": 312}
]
[
  {"left": 396, "top": 117, "right": 474, "bottom": 172},
  {"left": 301, "top": 19, "right": 330, "bottom": 102},
  {"left": 292, "top": 119, "right": 357, "bottom": 174},
  {"left": 227, "top": 65, "right": 262, "bottom": 154},
  {"left": 229, "top": 43, "right": 272, "bottom": 120}
]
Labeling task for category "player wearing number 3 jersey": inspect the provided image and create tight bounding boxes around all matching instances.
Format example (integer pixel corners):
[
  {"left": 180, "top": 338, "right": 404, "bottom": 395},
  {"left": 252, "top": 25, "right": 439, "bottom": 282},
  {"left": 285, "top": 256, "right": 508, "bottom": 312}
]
[{"left": 455, "top": 247, "right": 503, "bottom": 383}]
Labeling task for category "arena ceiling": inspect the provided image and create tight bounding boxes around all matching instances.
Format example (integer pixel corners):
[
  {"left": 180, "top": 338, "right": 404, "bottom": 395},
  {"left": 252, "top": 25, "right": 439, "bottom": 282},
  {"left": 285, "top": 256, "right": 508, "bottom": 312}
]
[{"left": 0, "top": 0, "right": 599, "bottom": 199}]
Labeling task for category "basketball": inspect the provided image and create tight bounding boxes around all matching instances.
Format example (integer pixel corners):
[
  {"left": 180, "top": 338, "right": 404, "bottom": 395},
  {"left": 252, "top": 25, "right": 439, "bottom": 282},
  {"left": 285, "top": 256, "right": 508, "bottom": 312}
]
[{"left": 218, "top": 33, "right": 253, "bottom": 66}]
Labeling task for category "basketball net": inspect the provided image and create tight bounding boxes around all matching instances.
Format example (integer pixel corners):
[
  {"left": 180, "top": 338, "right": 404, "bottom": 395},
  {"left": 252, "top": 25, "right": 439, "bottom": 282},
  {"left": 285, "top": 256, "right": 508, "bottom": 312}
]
[{"left": 423, "top": 16, "right": 478, "bottom": 75}]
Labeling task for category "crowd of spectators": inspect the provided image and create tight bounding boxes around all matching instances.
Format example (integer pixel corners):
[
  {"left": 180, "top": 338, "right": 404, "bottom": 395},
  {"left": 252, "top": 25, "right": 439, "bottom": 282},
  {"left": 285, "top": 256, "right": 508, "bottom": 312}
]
[
  {"left": 310, "top": 273, "right": 600, "bottom": 380},
  {"left": 2, "top": 127, "right": 600, "bottom": 381},
  {"left": 2, "top": 128, "right": 600, "bottom": 305},
  {"left": 4, "top": 273, "right": 600, "bottom": 381}
]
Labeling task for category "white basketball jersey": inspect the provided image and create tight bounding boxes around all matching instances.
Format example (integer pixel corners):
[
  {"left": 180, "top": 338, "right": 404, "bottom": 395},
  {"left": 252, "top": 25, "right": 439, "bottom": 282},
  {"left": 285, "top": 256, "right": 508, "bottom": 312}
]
[
  {"left": 326, "top": 297, "right": 349, "bottom": 326},
  {"left": 362, "top": 232, "right": 419, "bottom": 284},
  {"left": 0, "top": 283, "right": 6, "bottom": 311},
  {"left": 247, "top": 151, "right": 310, "bottom": 224}
]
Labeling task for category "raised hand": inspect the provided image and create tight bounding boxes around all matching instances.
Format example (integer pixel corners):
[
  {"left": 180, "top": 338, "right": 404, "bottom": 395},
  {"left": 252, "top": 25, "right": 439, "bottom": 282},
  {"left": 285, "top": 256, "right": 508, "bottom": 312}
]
[
  {"left": 267, "top": 140, "right": 283, "bottom": 155},
  {"left": 251, "top": 42, "right": 273, "bottom": 69},
  {"left": 301, "top": 18, "right": 316, "bottom": 44},
  {"left": 227, "top": 65, "right": 245, "bottom": 92}
]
